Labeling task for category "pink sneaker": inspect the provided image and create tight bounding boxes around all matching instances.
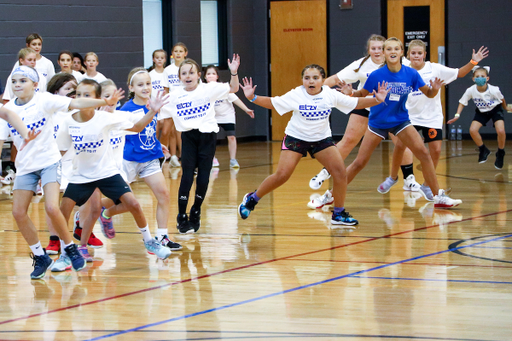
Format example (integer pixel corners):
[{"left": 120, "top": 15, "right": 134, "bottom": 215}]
[
  {"left": 98, "top": 207, "right": 115, "bottom": 239},
  {"left": 77, "top": 245, "right": 93, "bottom": 262}
]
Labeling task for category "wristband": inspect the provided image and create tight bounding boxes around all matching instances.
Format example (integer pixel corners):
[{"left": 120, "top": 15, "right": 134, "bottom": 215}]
[
  {"left": 231, "top": 73, "right": 238, "bottom": 76},
  {"left": 250, "top": 94, "right": 257, "bottom": 102},
  {"left": 470, "top": 59, "right": 478, "bottom": 65},
  {"left": 454, "top": 113, "right": 460, "bottom": 118}
]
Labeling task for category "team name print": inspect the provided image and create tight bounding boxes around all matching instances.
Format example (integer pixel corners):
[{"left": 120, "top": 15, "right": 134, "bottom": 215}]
[
  {"left": 177, "top": 97, "right": 211, "bottom": 121},
  {"left": 299, "top": 104, "right": 331, "bottom": 121},
  {"left": 387, "top": 82, "right": 414, "bottom": 96}
]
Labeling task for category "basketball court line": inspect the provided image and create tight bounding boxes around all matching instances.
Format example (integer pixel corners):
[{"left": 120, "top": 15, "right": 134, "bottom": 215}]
[
  {"left": 0, "top": 209, "right": 509, "bottom": 328},
  {"left": 84, "top": 233, "right": 512, "bottom": 340},
  {"left": 350, "top": 276, "right": 512, "bottom": 285}
]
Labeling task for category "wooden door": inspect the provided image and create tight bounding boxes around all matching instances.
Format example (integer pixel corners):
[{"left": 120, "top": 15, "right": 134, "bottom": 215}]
[{"left": 270, "top": 0, "right": 327, "bottom": 141}]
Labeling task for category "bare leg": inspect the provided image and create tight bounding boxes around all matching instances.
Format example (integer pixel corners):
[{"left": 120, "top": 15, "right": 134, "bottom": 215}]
[
  {"left": 469, "top": 121, "right": 484, "bottom": 147},
  {"left": 337, "top": 114, "right": 368, "bottom": 160},
  {"left": 118, "top": 192, "right": 147, "bottom": 228},
  {"left": 314, "top": 146, "right": 347, "bottom": 208},
  {"left": 159, "top": 118, "right": 172, "bottom": 154},
  {"left": 143, "top": 172, "right": 170, "bottom": 229},
  {"left": 44, "top": 182, "right": 73, "bottom": 244},
  {"left": 12, "top": 189, "right": 39, "bottom": 245},
  {"left": 427, "top": 140, "right": 443, "bottom": 170},
  {"left": 78, "top": 189, "right": 102, "bottom": 247},
  {"left": 227, "top": 135, "right": 237, "bottom": 160},
  {"left": 254, "top": 150, "right": 302, "bottom": 198},
  {"left": 346, "top": 129, "right": 383, "bottom": 185},
  {"left": 495, "top": 120, "right": 506, "bottom": 149}
]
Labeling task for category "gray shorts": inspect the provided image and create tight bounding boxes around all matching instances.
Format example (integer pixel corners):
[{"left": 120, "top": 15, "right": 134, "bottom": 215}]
[
  {"left": 122, "top": 158, "right": 161, "bottom": 184},
  {"left": 13, "top": 161, "right": 61, "bottom": 193},
  {"left": 368, "top": 121, "right": 412, "bottom": 139}
]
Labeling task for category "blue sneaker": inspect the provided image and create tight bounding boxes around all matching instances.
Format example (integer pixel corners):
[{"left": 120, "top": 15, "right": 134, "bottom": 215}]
[
  {"left": 98, "top": 207, "right": 115, "bottom": 239},
  {"left": 331, "top": 210, "right": 358, "bottom": 226},
  {"left": 51, "top": 253, "right": 72, "bottom": 272},
  {"left": 64, "top": 243, "right": 86, "bottom": 271},
  {"left": 238, "top": 192, "right": 258, "bottom": 220},
  {"left": 30, "top": 252, "right": 54, "bottom": 279},
  {"left": 144, "top": 239, "right": 172, "bottom": 259}
]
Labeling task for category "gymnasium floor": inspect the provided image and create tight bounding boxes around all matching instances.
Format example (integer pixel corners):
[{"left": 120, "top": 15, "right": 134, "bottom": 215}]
[{"left": 0, "top": 140, "right": 511, "bottom": 340}]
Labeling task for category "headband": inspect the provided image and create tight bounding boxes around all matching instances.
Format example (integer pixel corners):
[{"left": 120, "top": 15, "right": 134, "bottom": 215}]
[
  {"left": 129, "top": 70, "right": 148, "bottom": 85},
  {"left": 12, "top": 65, "right": 39, "bottom": 83},
  {"left": 472, "top": 66, "right": 490, "bottom": 74}
]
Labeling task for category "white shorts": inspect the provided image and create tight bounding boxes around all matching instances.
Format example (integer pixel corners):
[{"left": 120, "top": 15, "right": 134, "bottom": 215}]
[
  {"left": 122, "top": 158, "right": 161, "bottom": 184},
  {"left": 0, "top": 120, "right": 10, "bottom": 140}
]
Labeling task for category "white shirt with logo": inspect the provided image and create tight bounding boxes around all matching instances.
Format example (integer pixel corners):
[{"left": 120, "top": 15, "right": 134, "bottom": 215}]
[
  {"left": 459, "top": 84, "right": 504, "bottom": 113},
  {"left": 82, "top": 72, "right": 107, "bottom": 84},
  {"left": 163, "top": 64, "right": 182, "bottom": 92},
  {"left": 214, "top": 93, "right": 238, "bottom": 124},
  {"left": 149, "top": 69, "right": 168, "bottom": 95}
]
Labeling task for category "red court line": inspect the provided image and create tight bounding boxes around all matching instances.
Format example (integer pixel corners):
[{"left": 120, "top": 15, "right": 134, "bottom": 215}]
[
  {"left": 284, "top": 259, "right": 512, "bottom": 268},
  {"left": 1, "top": 208, "right": 510, "bottom": 326}
]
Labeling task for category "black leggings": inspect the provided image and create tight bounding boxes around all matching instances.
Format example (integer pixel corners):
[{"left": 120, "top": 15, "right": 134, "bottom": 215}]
[{"left": 178, "top": 129, "right": 217, "bottom": 214}]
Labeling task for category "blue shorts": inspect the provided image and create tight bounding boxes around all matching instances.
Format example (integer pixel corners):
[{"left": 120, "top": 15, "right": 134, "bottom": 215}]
[
  {"left": 368, "top": 121, "right": 412, "bottom": 139},
  {"left": 13, "top": 161, "right": 61, "bottom": 193}
]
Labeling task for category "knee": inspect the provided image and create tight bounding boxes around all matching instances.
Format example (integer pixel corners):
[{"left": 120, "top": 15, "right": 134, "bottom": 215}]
[
  {"left": 126, "top": 199, "right": 142, "bottom": 213},
  {"left": 12, "top": 208, "right": 27, "bottom": 222},
  {"left": 90, "top": 205, "right": 102, "bottom": 219},
  {"left": 227, "top": 136, "right": 236, "bottom": 142},
  {"left": 496, "top": 127, "right": 506, "bottom": 136},
  {"left": 45, "top": 204, "right": 61, "bottom": 219},
  {"left": 469, "top": 126, "right": 479, "bottom": 135},
  {"left": 327, "top": 164, "right": 346, "bottom": 180},
  {"left": 274, "top": 170, "right": 292, "bottom": 183},
  {"left": 156, "top": 187, "right": 170, "bottom": 204}
]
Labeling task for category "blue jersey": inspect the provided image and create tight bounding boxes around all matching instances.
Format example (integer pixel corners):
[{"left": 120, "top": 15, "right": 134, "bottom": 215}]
[
  {"left": 120, "top": 99, "right": 163, "bottom": 162},
  {"left": 364, "top": 65, "right": 425, "bottom": 129}
]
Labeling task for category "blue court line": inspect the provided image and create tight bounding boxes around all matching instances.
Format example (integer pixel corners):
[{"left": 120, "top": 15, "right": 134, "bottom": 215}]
[
  {"left": 351, "top": 276, "right": 512, "bottom": 285},
  {"left": 85, "top": 233, "right": 512, "bottom": 341}
]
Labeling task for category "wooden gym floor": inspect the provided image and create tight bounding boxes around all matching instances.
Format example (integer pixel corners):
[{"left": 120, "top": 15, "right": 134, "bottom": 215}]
[{"left": 0, "top": 139, "right": 511, "bottom": 340}]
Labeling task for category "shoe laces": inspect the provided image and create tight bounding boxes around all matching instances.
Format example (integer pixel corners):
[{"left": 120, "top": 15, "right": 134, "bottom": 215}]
[{"left": 31, "top": 253, "right": 45, "bottom": 267}]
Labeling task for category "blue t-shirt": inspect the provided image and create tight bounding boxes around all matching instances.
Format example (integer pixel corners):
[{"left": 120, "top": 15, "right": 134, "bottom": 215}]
[
  {"left": 363, "top": 65, "right": 426, "bottom": 129},
  {"left": 120, "top": 99, "right": 163, "bottom": 162}
]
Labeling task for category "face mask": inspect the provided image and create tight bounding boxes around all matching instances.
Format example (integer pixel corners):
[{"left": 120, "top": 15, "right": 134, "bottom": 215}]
[{"left": 475, "top": 77, "right": 487, "bottom": 86}]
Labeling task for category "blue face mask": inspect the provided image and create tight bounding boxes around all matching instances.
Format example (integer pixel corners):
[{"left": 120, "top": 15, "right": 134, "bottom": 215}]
[{"left": 475, "top": 77, "right": 487, "bottom": 86}]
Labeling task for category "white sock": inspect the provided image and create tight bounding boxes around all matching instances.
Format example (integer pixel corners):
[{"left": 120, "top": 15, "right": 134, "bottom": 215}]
[
  {"left": 139, "top": 225, "right": 153, "bottom": 242},
  {"left": 156, "top": 228, "right": 167, "bottom": 240},
  {"left": 30, "top": 242, "right": 45, "bottom": 256}
]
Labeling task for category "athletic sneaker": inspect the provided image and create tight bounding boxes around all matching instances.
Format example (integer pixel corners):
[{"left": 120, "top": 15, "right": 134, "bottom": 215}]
[
  {"left": 46, "top": 236, "right": 60, "bottom": 255},
  {"left": 230, "top": 159, "right": 240, "bottom": 168},
  {"left": 177, "top": 213, "right": 194, "bottom": 234},
  {"left": 403, "top": 174, "right": 421, "bottom": 192},
  {"left": 419, "top": 184, "right": 434, "bottom": 202},
  {"left": 434, "top": 189, "right": 462, "bottom": 209},
  {"left": 1, "top": 169, "right": 15, "bottom": 185},
  {"left": 307, "top": 189, "right": 333, "bottom": 209},
  {"left": 478, "top": 146, "right": 491, "bottom": 163},
  {"left": 30, "top": 252, "right": 54, "bottom": 279},
  {"left": 189, "top": 208, "right": 201, "bottom": 232},
  {"left": 377, "top": 176, "right": 398, "bottom": 194},
  {"left": 73, "top": 226, "right": 104, "bottom": 248},
  {"left": 170, "top": 155, "right": 181, "bottom": 168},
  {"left": 98, "top": 207, "right": 115, "bottom": 239},
  {"left": 144, "top": 239, "right": 172, "bottom": 259},
  {"left": 36, "top": 181, "right": 43, "bottom": 195},
  {"left": 238, "top": 192, "right": 258, "bottom": 219},
  {"left": 51, "top": 253, "right": 72, "bottom": 272},
  {"left": 309, "top": 168, "right": 331, "bottom": 190},
  {"left": 495, "top": 150, "right": 505, "bottom": 170},
  {"left": 331, "top": 210, "right": 358, "bottom": 226},
  {"left": 77, "top": 245, "right": 93, "bottom": 262},
  {"left": 156, "top": 235, "right": 183, "bottom": 251},
  {"left": 212, "top": 157, "right": 220, "bottom": 167},
  {"left": 64, "top": 244, "right": 86, "bottom": 271}
]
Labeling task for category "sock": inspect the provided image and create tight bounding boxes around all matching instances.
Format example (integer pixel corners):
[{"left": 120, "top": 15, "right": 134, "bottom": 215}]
[
  {"left": 49, "top": 235, "right": 59, "bottom": 241},
  {"left": 29, "top": 242, "right": 44, "bottom": 256},
  {"left": 178, "top": 196, "right": 188, "bottom": 215},
  {"left": 102, "top": 210, "right": 111, "bottom": 219},
  {"left": 139, "top": 225, "right": 153, "bottom": 243},
  {"left": 498, "top": 148, "right": 505, "bottom": 154},
  {"left": 156, "top": 228, "right": 167, "bottom": 240},
  {"left": 478, "top": 144, "right": 487, "bottom": 151},
  {"left": 60, "top": 239, "right": 67, "bottom": 255},
  {"left": 401, "top": 163, "right": 414, "bottom": 179},
  {"left": 64, "top": 241, "right": 74, "bottom": 249},
  {"left": 251, "top": 192, "right": 261, "bottom": 202},
  {"left": 333, "top": 206, "right": 345, "bottom": 215}
]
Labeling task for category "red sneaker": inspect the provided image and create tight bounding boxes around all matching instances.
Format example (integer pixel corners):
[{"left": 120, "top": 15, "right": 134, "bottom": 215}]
[
  {"left": 46, "top": 237, "right": 60, "bottom": 255},
  {"left": 74, "top": 226, "right": 104, "bottom": 248}
]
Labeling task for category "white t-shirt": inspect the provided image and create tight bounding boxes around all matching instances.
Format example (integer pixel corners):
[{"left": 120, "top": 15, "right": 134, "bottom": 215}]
[
  {"left": 161, "top": 82, "right": 230, "bottom": 133},
  {"left": 214, "top": 93, "right": 238, "bottom": 124},
  {"left": 336, "top": 56, "right": 382, "bottom": 91},
  {"left": 82, "top": 72, "right": 107, "bottom": 84},
  {"left": 163, "top": 64, "right": 182, "bottom": 92},
  {"left": 3, "top": 92, "right": 72, "bottom": 176},
  {"left": 2, "top": 70, "right": 48, "bottom": 102},
  {"left": 56, "top": 110, "right": 134, "bottom": 184},
  {"left": 406, "top": 62, "right": 458, "bottom": 129},
  {"left": 271, "top": 85, "right": 358, "bottom": 142},
  {"left": 13, "top": 55, "right": 55, "bottom": 81},
  {"left": 459, "top": 84, "right": 504, "bottom": 113},
  {"left": 149, "top": 69, "right": 168, "bottom": 95}
]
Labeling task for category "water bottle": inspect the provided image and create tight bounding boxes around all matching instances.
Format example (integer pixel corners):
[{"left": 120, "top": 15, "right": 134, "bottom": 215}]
[
  {"left": 450, "top": 125, "right": 456, "bottom": 140},
  {"left": 457, "top": 125, "right": 462, "bottom": 140}
]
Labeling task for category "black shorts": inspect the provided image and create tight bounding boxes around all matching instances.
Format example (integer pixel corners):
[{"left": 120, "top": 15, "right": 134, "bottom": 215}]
[
  {"left": 473, "top": 106, "right": 504, "bottom": 127},
  {"left": 415, "top": 125, "right": 442, "bottom": 143},
  {"left": 281, "top": 135, "right": 336, "bottom": 158},
  {"left": 63, "top": 174, "right": 132, "bottom": 206},
  {"left": 218, "top": 123, "right": 236, "bottom": 136},
  {"left": 349, "top": 108, "right": 369, "bottom": 118}
]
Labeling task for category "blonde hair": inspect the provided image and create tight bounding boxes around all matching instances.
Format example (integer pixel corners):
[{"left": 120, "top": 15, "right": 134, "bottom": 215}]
[
  {"left": 407, "top": 39, "right": 427, "bottom": 58},
  {"left": 85, "top": 52, "right": 99, "bottom": 62},
  {"left": 354, "top": 34, "right": 386, "bottom": 73},
  {"left": 178, "top": 59, "right": 201, "bottom": 83},
  {"left": 382, "top": 37, "right": 404, "bottom": 66},
  {"left": 100, "top": 79, "right": 116, "bottom": 89},
  {"left": 18, "top": 47, "right": 36, "bottom": 60},
  {"left": 126, "top": 67, "right": 149, "bottom": 99}
]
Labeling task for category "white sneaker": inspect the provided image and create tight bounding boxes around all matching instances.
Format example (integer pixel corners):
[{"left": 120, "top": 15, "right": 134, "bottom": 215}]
[
  {"left": 1, "top": 169, "right": 15, "bottom": 185},
  {"left": 309, "top": 168, "right": 331, "bottom": 190},
  {"left": 434, "top": 189, "right": 462, "bottom": 209},
  {"left": 403, "top": 174, "right": 421, "bottom": 192},
  {"left": 51, "top": 254, "right": 72, "bottom": 272},
  {"left": 170, "top": 155, "right": 181, "bottom": 168},
  {"left": 307, "top": 190, "right": 334, "bottom": 209},
  {"left": 377, "top": 176, "right": 398, "bottom": 194},
  {"left": 230, "top": 159, "right": 240, "bottom": 168},
  {"left": 212, "top": 157, "right": 220, "bottom": 167}
]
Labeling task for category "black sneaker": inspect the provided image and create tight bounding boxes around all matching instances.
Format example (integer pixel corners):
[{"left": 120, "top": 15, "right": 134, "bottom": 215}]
[
  {"left": 478, "top": 146, "right": 491, "bottom": 163},
  {"left": 189, "top": 208, "right": 201, "bottom": 232},
  {"left": 63, "top": 243, "right": 86, "bottom": 271},
  {"left": 177, "top": 213, "right": 194, "bottom": 234},
  {"left": 30, "top": 251, "right": 54, "bottom": 279},
  {"left": 238, "top": 191, "right": 258, "bottom": 219},
  {"left": 495, "top": 150, "right": 505, "bottom": 170},
  {"left": 157, "top": 235, "right": 183, "bottom": 250}
]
